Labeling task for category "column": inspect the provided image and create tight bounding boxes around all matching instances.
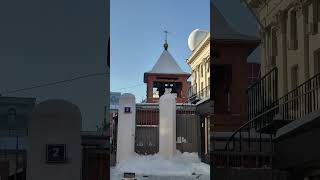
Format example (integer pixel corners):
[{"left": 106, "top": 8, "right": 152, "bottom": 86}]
[
  {"left": 159, "top": 93, "right": 177, "bottom": 159},
  {"left": 116, "top": 93, "right": 136, "bottom": 163}
]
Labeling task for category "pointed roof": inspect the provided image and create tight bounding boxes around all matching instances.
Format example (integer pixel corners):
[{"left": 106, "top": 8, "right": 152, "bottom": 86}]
[
  {"left": 212, "top": 4, "right": 259, "bottom": 42},
  {"left": 148, "top": 50, "right": 189, "bottom": 74}
]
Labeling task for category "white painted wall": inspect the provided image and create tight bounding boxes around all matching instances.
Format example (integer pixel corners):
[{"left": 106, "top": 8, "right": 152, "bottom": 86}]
[
  {"left": 27, "top": 99, "right": 81, "bottom": 180},
  {"left": 116, "top": 93, "right": 136, "bottom": 163},
  {"left": 159, "top": 93, "right": 177, "bottom": 159}
]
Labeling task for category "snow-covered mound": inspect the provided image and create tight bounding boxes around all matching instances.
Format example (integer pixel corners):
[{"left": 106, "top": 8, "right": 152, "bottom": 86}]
[{"left": 111, "top": 151, "right": 210, "bottom": 178}]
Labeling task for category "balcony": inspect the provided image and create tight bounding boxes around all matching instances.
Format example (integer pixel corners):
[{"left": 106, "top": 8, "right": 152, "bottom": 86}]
[{"left": 187, "top": 85, "right": 210, "bottom": 104}]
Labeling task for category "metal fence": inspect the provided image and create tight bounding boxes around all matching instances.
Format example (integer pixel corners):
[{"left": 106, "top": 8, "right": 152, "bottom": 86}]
[
  {"left": 135, "top": 108, "right": 159, "bottom": 155},
  {"left": 176, "top": 108, "right": 199, "bottom": 153},
  {"left": 134, "top": 105, "right": 199, "bottom": 155}
]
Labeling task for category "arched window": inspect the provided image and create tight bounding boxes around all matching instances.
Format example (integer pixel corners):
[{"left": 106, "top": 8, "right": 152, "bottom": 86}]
[{"left": 7, "top": 108, "right": 16, "bottom": 122}]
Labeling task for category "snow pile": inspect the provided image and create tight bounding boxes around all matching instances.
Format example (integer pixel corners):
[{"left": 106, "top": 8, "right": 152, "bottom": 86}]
[{"left": 111, "top": 151, "right": 210, "bottom": 177}]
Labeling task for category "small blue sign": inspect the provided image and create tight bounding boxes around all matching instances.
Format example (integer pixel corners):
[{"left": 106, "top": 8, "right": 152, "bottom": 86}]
[
  {"left": 46, "top": 144, "right": 66, "bottom": 163},
  {"left": 124, "top": 107, "right": 131, "bottom": 113}
]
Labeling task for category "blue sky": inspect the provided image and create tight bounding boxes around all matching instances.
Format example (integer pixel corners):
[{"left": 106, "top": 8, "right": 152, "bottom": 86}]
[{"left": 110, "top": 0, "right": 210, "bottom": 102}]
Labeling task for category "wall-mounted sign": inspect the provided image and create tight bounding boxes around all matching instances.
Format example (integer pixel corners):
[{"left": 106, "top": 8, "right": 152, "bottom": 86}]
[
  {"left": 46, "top": 144, "right": 66, "bottom": 163},
  {"left": 124, "top": 107, "right": 131, "bottom": 113}
]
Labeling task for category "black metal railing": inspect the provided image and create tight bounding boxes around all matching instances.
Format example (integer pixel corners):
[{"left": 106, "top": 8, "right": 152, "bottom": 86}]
[
  {"left": 217, "top": 71, "right": 320, "bottom": 169},
  {"left": 213, "top": 151, "right": 273, "bottom": 169},
  {"left": 188, "top": 85, "right": 210, "bottom": 103},
  {"left": 248, "top": 67, "right": 278, "bottom": 123},
  {"left": 212, "top": 68, "right": 277, "bottom": 168},
  {"left": 277, "top": 72, "right": 320, "bottom": 121},
  {"left": 250, "top": 71, "right": 320, "bottom": 133}
]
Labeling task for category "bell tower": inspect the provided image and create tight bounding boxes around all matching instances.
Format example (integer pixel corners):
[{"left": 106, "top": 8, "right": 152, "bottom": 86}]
[{"left": 143, "top": 33, "right": 191, "bottom": 103}]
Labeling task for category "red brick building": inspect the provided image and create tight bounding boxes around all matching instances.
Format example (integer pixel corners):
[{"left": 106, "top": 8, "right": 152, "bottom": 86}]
[{"left": 211, "top": 5, "right": 260, "bottom": 149}]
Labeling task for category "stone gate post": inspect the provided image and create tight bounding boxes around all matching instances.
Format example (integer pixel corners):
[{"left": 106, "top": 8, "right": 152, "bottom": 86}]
[
  {"left": 116, "top": 93, "right": 136, "bottom": 163},
  {"left": 159, "top": 93, "right": 177, "bottom": 159}
]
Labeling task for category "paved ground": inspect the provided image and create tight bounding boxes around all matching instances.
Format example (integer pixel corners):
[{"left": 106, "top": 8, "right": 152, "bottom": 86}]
[{"left": 111, "top": 173, "right": 210, "bottom": 180}]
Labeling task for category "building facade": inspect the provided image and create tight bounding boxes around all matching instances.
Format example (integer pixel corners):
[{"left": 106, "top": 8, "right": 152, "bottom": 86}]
[
  {"left": 246, "top": 0, "right": 320, "bottom": 97},
  {"left": 186, "top": 29, "right": 211, "bottom": 162},
  {"left": 214, "top": 0, "right": 320, "bottom": 179},
  {"left": 187, "top": 29, "right": 210, "bottom": 100},
  {"left": 211, "top": 4, "right": 260, "bottom": 137}
]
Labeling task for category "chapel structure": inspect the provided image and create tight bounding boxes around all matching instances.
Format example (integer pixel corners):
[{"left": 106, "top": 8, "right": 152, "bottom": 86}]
[{"left": 143, "top": 38, "right": 191, "bottom": 103}]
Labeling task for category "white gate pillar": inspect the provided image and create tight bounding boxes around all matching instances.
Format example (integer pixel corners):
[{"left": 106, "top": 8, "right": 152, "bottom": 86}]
[
  {"left": 116, "top": 93, "right": 136, "bottom": 164},
  {"left": 159, "top": 93, "right": 177, "bottom": 159}
]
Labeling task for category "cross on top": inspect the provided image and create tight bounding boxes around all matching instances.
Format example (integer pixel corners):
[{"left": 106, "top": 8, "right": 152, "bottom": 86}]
[
  {"left": 164, "top": 30, "right": 169, "bottom": 42},
  {"left": 163, "top": 30, "right": 169, "bottom": 50}
]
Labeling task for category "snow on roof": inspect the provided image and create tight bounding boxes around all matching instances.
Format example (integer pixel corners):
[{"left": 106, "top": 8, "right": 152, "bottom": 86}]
[
  {"left": 212, "top": 5, "right": 259, "bottom": 41},
  {"left": 148, "top": 50, "right": 189, "bottom": 74}
]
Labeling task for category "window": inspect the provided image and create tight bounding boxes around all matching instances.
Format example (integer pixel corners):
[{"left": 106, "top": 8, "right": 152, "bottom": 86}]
[
  {"left": 309, "top": 0, "right": 319, "bottom": 34},
  {"left": 291, "top": 65, "right": 299, "bottom": 89},
  {"left": 205, "top": 116, "right": 210, "bottom": 155},
  {"left": 153, "top": 88, "right": 159, "bottom": 98},
  {"left": 227, "top": 91, "right": 231, "bottom": 112},
  {"left": 201, "top": 64, "right": 203, "bottom": 77},
  {"left": 314, "top": 49, "right": 320, "bottom": 75},
  {"left": 7, "top": 108, "right": 16, "bottom": 122},
  {"left": 271, "top": 28, "right": 278, "bottom": 57},
  {"left": 197, "top": 66, "right": 200, "bottom": 81},
  {"left": 289, "top": 9, "right": 298, "bottom": 49},
  {"left": 313, "top": 0, "right": 320, "bottom": 22},
  {"left": 200, "top": 82, "right": 204, "bottom": 97},
  {"left": 318, "top": 0, "right": 320, "bottom": 21},
  {"left": 291, "top": 65, "right": 299, "bottom": 111}
]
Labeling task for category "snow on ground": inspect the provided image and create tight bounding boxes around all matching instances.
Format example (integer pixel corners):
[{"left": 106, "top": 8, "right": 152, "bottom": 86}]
[{"left": 111, "top": 151, "right": 210, "bottom": 180}]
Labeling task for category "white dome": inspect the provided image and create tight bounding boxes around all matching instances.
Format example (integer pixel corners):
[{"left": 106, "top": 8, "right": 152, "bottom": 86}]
[{"left": 188, "top": 29, "right": 209, "bottom": 51}]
